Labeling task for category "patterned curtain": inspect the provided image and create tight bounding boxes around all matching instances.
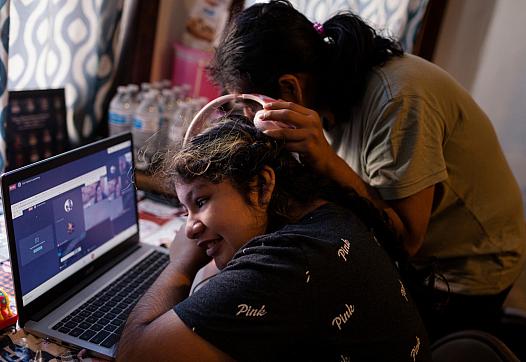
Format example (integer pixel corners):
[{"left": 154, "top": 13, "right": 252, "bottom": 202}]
[
  {"left": 245, "top": 0, "right": 430, "bottom": 53},
  {"left": 0, "top": 0, "right": 9, "bottom": 172},
  {"left": 7, "top": 0, "right": 137, "bottom": 147}
]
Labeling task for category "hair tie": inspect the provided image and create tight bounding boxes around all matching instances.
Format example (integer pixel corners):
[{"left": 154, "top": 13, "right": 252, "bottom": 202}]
[{"left": 313, "top": 22, "right": 324, "bottom": 37}]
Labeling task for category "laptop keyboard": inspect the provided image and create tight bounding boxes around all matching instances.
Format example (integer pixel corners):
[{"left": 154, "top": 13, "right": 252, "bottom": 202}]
[{"left": 51, "top": 250, "right": 169, "bottom": 348}]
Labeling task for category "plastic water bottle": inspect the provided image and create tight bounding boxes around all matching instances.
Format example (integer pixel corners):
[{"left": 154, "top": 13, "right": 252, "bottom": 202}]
[
  {"left": 127, "top": 84, "right": 140, "bottom": 104},
  {"left": 161, "top": 79, "right": 172, "bottom": 89},
  {"left": 137, "top": 82, "right": 151, "bottom": 104},
  {"left": 132, "top": 89, "right": 161, "bottom": 169},
  {"left": 157, "top": 89, "right": 177, "bottom": 150},
  {"left": 196, "top": 96, "right": 209, "bottom": 110},
  {"left": 167, "top": 100, "right": 190, "bottom": 147},
  {"left": 161, "top": 90, "right": 177, "bottom": 123},
  {"left": 108, "top": 86, "right": 133, "bottom": 136},
  {"left": 180, "top": 84, "right": 192, "bottom": 99},
  {"left": 127, "top": 84, "right": 139, "bottom": 124},
  {"left": 152, "top": 80, "right": 163, "bottom": 91},
  {"left": 172, "top": 86, "right": 183, "bottom": 101},
  {"left": 188, "top": 97, "right": 209, "bottom": 122}
]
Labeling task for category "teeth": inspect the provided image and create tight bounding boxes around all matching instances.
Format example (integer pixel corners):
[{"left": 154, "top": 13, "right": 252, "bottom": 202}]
[{"left": 207, "top": 240, "right": 218, "bottom": 249}]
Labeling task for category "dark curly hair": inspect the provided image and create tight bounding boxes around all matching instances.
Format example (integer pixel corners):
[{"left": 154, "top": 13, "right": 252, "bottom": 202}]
[
  {"left": 158, "top": 116, "right": 406, "bottom": 263},
  {"left": 209, "top": 0, "right": 403, "bottom": 122}
]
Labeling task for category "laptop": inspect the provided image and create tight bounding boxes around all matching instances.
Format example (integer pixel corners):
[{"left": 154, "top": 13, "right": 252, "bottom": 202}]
[{"left": 0, "top": 132, "right": 169, "bottom": 359}]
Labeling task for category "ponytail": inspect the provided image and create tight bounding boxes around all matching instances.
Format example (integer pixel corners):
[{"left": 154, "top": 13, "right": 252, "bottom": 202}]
[{"left": 321, "top": 13, "right": 403, "bottom": 119}]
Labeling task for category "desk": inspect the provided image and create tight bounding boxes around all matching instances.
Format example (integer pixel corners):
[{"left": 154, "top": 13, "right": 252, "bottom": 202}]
[{"left": 0, "top": 195, "right": 185, "bottom": 361}]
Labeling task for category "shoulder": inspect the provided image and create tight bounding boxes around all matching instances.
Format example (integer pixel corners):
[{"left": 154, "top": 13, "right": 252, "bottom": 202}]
[
  {"left": 258, "top": 203, "right": 362, "bottom": 245},
  {"left": 356, "top": 55, "right": 460, "bottom": 142},
  {"left": 364, "top": 54, "right": 472, "bottom": 114},
  {"left": 220, "top": 204, "right": 367, "bottom": 269},
  {"left": 238, "top": 204, "right": 381, "bottom": 267}
]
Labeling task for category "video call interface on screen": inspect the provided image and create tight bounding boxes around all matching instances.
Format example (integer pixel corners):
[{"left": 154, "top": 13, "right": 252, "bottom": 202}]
[{"left": 7, "top": 140, "right": 137, "bottom": 301}]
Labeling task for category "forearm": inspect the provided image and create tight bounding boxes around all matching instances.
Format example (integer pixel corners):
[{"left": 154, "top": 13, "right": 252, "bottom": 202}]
[
  {"left": 116, "top": 264, "right": 195, "bottom": 360},
  {"left": 325, "top": 153, "right": 433, "bottom": 256},
  {"left": 325, "top": 154, "right": 375, "bottom": 200},
  {"left": 325, "top": 153, "right": 406, "bottom": 243}
]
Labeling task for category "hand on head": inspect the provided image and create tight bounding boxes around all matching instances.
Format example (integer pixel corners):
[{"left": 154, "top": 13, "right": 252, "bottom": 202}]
[{"left": 259, "top": 101, "right": 336, "bottom": 175}]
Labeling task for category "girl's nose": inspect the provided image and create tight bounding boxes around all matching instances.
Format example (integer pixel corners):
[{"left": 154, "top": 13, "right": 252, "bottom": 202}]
[{"left": 186, "top": 219, "right": 205, "bottom": 239}]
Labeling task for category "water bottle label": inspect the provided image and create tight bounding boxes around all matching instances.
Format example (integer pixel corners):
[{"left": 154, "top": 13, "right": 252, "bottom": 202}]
[{"left": 109, "top": 112, "right": 128, "bottom": 125}]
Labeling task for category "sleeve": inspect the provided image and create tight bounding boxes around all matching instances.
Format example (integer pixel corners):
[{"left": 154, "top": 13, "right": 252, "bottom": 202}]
[
  {"left": 174, "top": 239, "right": 313, "bottom": 361},
  {"left": 362, "top": 95, "right": 448, "bottom": 200}
]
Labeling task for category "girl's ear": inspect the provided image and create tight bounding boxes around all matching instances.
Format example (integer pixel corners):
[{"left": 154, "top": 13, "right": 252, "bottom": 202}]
[
  {"left": 249, "top": 165, "right": 276, "bottom": 209},
  {"left": 278, "top": 74, "right": 305, "bottom": 105}
]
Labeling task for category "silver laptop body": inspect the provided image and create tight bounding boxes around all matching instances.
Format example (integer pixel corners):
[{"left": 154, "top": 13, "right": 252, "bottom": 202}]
[{"left": 1, "top": 133, "right": 169, "bottom": 359}]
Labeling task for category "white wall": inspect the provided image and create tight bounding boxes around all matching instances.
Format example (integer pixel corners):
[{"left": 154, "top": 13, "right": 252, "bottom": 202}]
[{"left": 434, "top": 0, "right": 526, "bottom": 206}]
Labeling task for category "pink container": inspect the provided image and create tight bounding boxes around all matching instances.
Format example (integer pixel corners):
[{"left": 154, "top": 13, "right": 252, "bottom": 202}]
[{"left": 172, "top": 42, "right": 221, "bottom": 101}]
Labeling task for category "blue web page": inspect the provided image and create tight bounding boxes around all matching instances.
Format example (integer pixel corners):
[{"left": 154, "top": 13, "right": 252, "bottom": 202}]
[{"left": 9, "top": 144, "right": 137, "bottom": 296}]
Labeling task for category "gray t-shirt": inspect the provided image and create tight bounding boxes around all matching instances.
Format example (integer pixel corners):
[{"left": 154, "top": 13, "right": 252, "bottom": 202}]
[{"left": 327, "top": 54, "right": 526, "bottom": 295}]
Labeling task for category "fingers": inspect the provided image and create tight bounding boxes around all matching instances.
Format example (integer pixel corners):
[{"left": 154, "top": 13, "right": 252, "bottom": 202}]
[
  {"left": 259, "top": 109, "right": 317, "bottom": 129},
  {"left": 264, "top": 100, "right": 311, "bottom": 115},
  {"left": 262, "top": 128, "right": 311, "bottom": 142},
  {"left": 263, "top": 128, "right": 319, "bottom": 155},
  {"left": 258, "top": 101, "right": 333, "bottom": 168},
  {"left": 261, "top": 101, "right": 320, "bottom": 128}
]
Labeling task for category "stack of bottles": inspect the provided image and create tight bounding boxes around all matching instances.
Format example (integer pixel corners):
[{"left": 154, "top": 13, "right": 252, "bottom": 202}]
[{"left": 108, "top": 81, "right": 209, "bottom": 170}]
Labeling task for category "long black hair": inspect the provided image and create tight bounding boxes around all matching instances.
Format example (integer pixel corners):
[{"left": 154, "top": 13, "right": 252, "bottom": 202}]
[{"left": 209, "top": 0, "right": 403, "bottom": 122}]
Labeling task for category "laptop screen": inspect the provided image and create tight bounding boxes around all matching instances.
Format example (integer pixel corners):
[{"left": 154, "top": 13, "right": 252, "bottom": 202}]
[{"left": 4, "top": 137, "right": 137, "bottom": 306}]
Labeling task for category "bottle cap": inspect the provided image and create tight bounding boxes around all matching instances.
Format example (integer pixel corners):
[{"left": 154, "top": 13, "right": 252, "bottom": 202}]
[{"left": 127, "top": 84, "right": 139, "bottom": 92}]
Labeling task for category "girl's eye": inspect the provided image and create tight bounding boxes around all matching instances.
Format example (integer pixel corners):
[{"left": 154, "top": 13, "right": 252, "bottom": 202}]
[{"left": 196, "top": 198, "right": 207, "bottom": 208}]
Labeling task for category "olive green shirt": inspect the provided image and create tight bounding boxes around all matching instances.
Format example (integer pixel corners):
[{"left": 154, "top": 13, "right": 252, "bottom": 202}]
[{"left": 327, "top": 54, "right": 526, "bottom": 295}]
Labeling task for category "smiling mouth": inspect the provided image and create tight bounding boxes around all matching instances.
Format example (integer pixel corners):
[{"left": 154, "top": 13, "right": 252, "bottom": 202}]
[{"left": 198, "top": 238, "right": 222, "bottom": 257}]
